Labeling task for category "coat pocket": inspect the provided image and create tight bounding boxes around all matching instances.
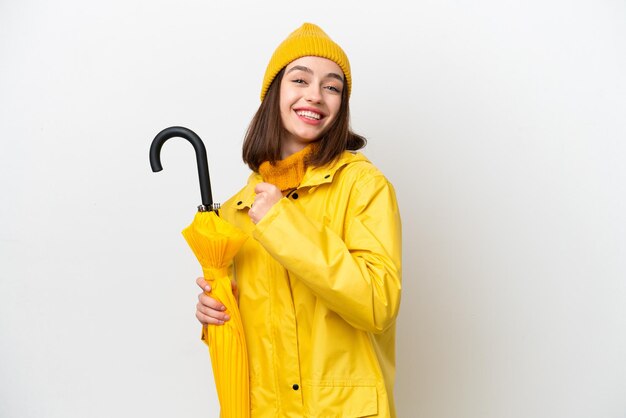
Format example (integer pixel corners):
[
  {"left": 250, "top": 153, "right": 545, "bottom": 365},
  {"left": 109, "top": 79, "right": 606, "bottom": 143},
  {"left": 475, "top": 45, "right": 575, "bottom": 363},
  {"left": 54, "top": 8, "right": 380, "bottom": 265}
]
[{"left": 304, "top": 380, "right": 378, "bottom": 417}]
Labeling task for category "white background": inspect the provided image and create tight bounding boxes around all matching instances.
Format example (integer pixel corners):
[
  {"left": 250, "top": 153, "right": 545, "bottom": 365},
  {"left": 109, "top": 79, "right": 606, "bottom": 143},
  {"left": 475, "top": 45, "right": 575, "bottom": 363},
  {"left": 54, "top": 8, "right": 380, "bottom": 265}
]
[{"left": 1, "top": 1, "right": 625, "bottom": 417}]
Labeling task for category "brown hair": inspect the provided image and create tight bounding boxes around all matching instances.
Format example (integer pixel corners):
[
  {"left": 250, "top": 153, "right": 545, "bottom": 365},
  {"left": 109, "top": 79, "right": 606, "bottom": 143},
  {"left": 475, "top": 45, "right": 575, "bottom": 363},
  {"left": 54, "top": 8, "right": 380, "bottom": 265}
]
[{"left": 242, "top": 68, "right": 366, "bottom": 172}]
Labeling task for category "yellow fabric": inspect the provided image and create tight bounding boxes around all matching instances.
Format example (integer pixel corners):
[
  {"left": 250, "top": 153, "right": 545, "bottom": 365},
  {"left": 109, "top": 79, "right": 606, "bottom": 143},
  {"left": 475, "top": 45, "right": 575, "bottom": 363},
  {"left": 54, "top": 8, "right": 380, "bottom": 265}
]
[
  {"left": 220, "top": 151, "right": 402, "bottom": 417},
  {"left": 181, "top": 211, "right": 250, "bottom": 418},
  {"left": 260, "top": 22, "right": 351, "bottom": 101},
  {"left": 258, "top": 145, "right": 313, "bottom": 192}
]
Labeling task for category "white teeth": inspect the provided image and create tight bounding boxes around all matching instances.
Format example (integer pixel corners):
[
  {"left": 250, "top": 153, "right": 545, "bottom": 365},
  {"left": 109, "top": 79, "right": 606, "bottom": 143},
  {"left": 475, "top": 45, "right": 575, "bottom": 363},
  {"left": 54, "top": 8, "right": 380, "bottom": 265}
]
[{"left": 296, "top": 110, "right": 321, "bottom": 120}]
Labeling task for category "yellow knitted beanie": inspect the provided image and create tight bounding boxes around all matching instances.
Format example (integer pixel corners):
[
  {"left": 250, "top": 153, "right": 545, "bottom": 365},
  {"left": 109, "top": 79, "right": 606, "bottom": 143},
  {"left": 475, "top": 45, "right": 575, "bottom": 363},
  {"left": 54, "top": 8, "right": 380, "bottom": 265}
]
[{"left": 260, "top": 23, "right": 351, "bottom": 101}]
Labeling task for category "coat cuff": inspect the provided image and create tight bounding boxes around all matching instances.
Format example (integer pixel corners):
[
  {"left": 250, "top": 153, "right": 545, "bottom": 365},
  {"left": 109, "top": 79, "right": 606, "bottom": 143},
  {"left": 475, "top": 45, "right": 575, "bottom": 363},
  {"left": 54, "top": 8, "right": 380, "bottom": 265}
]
[{"left": 253, "top": 197, "right": 290, "bottom": 239}]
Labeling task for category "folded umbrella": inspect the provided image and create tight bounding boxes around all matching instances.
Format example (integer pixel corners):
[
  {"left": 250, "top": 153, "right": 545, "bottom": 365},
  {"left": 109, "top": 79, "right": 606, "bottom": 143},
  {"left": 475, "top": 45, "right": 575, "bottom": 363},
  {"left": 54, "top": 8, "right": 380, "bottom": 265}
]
[{"left": 150, "top": 126, "right": 250, "bottom": 417}]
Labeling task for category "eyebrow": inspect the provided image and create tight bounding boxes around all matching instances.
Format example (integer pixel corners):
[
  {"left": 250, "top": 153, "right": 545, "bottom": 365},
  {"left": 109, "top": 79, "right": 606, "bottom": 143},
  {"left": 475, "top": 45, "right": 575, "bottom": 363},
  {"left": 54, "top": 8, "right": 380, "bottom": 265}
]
[{"left": 286, "top": 65, "right": 344, "bottom": 83}]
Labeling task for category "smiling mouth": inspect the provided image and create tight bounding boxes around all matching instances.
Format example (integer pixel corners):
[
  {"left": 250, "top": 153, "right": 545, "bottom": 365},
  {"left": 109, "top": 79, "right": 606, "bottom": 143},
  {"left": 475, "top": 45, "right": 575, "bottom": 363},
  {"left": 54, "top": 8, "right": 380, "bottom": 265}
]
[{"left": 295, "top": 110, "right": 322, "bottom": 120}]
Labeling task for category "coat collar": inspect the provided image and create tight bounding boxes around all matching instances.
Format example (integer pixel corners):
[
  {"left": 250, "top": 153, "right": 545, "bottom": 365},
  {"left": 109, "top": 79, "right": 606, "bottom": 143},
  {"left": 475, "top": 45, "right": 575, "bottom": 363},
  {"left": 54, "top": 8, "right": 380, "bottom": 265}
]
[{"left": 233, "top": 151, "right": 369, "bottom": 210}]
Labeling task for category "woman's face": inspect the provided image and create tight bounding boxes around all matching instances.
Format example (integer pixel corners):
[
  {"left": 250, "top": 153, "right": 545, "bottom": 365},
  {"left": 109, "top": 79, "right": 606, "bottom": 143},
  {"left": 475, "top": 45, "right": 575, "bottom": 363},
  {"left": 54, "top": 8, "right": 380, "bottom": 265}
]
[{"left": 279, "top": 56, "right": 344, "bottom": 157}]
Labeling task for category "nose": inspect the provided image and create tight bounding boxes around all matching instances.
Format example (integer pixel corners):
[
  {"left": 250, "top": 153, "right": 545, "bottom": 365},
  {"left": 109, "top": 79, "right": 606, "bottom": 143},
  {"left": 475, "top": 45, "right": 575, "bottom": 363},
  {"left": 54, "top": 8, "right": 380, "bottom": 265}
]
[{"left": 305, "top": 84, "right": 323, "bottom": 104}]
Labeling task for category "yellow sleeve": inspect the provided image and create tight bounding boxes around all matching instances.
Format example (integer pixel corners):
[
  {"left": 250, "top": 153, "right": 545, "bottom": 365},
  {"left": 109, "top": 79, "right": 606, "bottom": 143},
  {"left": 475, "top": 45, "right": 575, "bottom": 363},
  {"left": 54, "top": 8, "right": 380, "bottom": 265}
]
[{"left": 253, "top": 173, "right": 402, "bottom": 334}]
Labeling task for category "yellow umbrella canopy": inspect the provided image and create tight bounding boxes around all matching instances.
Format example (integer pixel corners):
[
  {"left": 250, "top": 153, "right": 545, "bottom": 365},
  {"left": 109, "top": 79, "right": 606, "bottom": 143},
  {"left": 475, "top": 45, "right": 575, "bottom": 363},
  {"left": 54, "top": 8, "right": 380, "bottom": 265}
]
[
  {"left": 149, "top": 126, "right": 250, "bottom": 417},
  {"left": 183, "top": 211, "right": 250, "bottom": 418}
]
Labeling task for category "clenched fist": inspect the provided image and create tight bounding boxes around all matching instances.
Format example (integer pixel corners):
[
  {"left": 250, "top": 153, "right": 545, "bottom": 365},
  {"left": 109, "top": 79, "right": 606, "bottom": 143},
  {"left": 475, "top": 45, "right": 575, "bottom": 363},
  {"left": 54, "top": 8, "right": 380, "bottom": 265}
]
[{"left": 248, "top": 182, "right": 282, "bottom": 224}]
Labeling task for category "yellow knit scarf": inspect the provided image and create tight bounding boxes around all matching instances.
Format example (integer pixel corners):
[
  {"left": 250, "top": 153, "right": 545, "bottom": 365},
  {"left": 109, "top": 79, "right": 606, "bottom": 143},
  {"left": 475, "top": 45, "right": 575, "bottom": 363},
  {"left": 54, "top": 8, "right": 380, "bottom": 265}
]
[{"left": 258, "top": 145, "right": 313, "bottom": 192}]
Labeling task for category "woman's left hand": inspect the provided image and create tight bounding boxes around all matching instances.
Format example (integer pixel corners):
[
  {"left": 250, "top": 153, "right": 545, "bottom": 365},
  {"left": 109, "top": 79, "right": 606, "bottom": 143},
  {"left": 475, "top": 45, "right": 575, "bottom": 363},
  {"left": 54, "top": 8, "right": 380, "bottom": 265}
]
[{"left": 249, "top": 182, "right": 282, "bottom": 224}]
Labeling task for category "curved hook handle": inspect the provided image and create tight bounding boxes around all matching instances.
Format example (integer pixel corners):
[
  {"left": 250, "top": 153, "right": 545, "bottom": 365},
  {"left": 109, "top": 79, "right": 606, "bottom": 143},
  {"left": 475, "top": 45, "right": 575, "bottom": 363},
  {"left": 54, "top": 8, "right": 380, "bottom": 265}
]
[{"left": 149, "top": 126, "right": 214, "bottom": 208}]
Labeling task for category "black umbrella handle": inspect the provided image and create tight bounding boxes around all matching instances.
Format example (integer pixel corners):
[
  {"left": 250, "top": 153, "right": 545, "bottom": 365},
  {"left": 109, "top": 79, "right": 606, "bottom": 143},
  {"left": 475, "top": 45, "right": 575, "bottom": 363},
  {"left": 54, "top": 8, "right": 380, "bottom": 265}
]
[{"left": 149, "top": 126, "right": 217, "bottom": 211}]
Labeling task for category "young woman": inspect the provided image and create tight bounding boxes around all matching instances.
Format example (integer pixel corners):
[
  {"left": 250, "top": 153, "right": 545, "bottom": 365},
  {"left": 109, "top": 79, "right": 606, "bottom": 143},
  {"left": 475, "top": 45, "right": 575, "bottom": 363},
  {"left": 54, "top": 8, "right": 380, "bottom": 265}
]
[{"left": 195, "top": 23, "right": 402, "bottom": 417}]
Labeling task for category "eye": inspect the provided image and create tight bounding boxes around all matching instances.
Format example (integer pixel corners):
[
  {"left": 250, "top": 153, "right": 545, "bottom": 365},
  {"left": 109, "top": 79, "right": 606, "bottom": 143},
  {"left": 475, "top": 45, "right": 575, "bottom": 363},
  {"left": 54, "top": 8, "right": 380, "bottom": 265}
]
[
  {"left": 324, "top": 85, "right": 341, "bottom": 93},
  {"left": 292, "top": 78, "right": 307, "bottom": 85}
]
